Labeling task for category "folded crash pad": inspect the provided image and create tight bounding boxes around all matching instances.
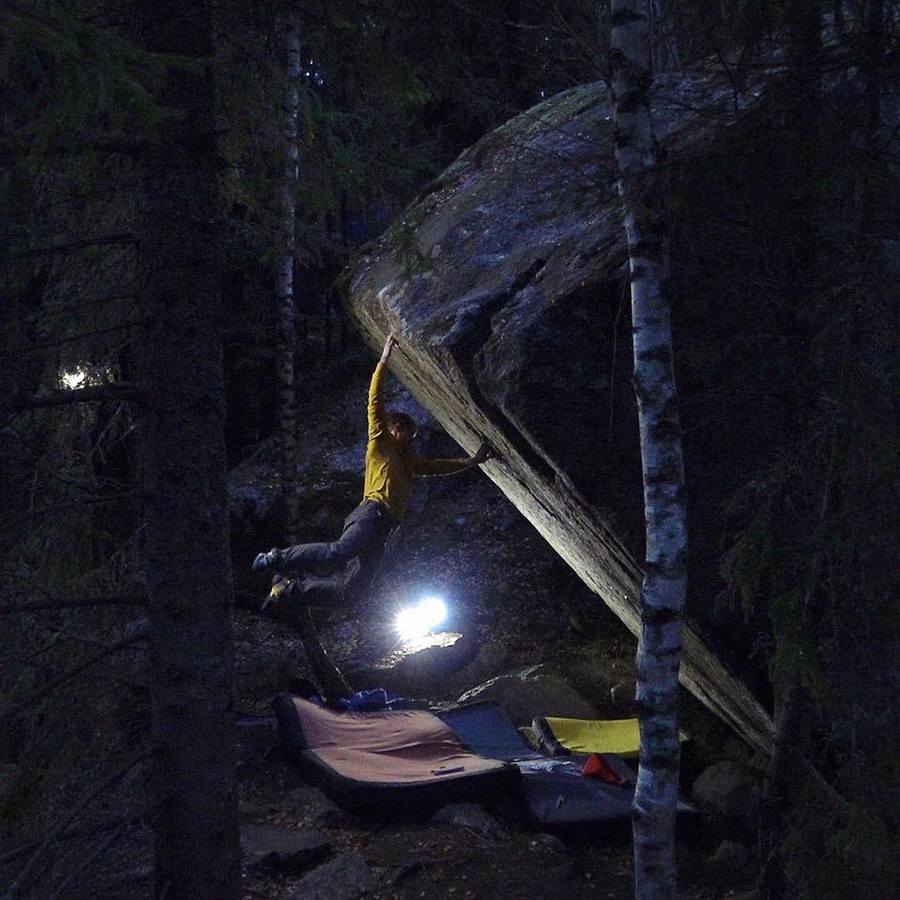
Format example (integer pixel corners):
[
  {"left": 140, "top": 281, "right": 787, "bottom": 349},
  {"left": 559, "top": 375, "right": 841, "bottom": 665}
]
[
  {"left": 516, "top": 758, "right": 634, "bottom": 827},
  {"left": 533, "top": 716, "right": 688, "bottom": 759},
  {"left": 437, "top": 701, "right": 544, "bottom": 762},
  {"left": 518, "top": 757, "right": 695, "bottom": 827},
  {"left": 273, "top": 694, "right": 519, "bottom": 811}
]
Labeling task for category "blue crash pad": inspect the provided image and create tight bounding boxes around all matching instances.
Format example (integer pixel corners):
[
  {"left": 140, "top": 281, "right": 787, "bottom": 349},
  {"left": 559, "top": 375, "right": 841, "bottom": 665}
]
[{"left": 437, "top": 701, "right": 543, "bottom": 762}]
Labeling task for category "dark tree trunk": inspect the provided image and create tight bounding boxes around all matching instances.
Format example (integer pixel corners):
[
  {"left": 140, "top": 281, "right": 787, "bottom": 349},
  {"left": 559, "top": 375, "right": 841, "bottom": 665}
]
[
  {"left": 860, "top": 0, "right": 885, "bottom": 228},
  {"left": 276, "top": 13, "right": 301, "bottom": 541},
  {"left": 759, "top": 679, "right": 812, "bottom": 900},
  {"left": 502, "top": 0, "right": 529, "bottom": 111},
  {"left": 133, "top": 2, "right": 240, "bottom": 897},
  {"left": 864, "top": 0, "right": 884, "bottom": 137},
  {"left": 832, "top": 0, "right": 845, "bottom": 32},
  {"left": 788, "top": 0, "right": 821, "bottom": 73}
]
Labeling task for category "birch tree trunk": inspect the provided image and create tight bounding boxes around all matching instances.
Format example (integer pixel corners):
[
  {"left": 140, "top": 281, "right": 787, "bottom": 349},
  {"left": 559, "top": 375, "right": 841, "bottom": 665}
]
[
  {"left": 610, "top": 3, "right": 687, "bottom": 897},
  {"left": 272, "top": 18, "right": 351, "bottom": 699},
  {"left": 133, "top": 2, "right": 240, "bottom": 896},
  {"left": 276, "top": 14, "right": 301, "bottom": 540}
]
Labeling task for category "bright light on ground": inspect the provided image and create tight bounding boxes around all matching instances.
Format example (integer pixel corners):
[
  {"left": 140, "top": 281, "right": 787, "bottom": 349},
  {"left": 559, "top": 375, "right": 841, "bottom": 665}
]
[{"left": 395, "top": 595, "right": 448, "bottom": 640}]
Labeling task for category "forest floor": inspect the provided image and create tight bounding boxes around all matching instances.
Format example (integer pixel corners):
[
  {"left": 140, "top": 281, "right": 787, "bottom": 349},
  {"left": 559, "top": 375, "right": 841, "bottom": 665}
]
[
  {"left": 231, "top": 603, "right": 760, "bottom": 900},
  {"left": 225, "top": 356, "right": 762, "bottom": 898}
]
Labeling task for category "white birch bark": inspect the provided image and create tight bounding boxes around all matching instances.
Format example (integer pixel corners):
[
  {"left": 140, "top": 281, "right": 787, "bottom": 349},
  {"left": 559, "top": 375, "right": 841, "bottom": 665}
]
[
  {"left": 610, "top": 2, "right": 687, "bottom": 897},
  {"left": 276, "top": 14, "right": 301, "bottom": 539}
]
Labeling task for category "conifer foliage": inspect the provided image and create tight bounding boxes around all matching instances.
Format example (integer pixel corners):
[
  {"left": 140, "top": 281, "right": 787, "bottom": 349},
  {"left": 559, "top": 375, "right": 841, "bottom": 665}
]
[{"left": 0, "top": 2, "right": 898, "bottom": 898}]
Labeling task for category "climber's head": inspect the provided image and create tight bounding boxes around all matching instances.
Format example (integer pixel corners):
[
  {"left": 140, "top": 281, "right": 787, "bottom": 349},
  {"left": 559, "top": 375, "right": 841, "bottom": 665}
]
[{"left": 388, "top": 411, "right": 417, "bottom": 446}]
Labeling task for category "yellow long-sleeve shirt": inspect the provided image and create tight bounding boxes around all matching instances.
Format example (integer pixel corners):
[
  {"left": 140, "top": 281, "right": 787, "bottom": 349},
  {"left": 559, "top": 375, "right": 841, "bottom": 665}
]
[{"left": 363, "top": 361, "right": 472, "bottom": 522}]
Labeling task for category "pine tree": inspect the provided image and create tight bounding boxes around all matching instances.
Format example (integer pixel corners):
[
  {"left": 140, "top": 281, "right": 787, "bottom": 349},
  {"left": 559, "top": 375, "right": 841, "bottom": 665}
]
[{"left": 131, "top": 1, "right": 240, "bottom": 895}]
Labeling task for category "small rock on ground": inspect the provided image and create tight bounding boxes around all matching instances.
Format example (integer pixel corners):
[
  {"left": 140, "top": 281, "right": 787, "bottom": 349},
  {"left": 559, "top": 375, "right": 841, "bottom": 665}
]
[
  {"left": 431, "top": 802, "right": 506, "bottom": 838},
  {"left": 240, "top": 824, "right": 330, "bottom": 874},
  {"left": 287, "top": 850, "right": 375, "bottom": 900}
]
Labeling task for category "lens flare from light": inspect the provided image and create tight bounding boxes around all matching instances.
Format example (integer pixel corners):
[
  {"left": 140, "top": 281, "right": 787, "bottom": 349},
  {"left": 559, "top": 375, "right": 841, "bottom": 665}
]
[{"left": 395, "top": 595, "right": 448, "bottom": 640}]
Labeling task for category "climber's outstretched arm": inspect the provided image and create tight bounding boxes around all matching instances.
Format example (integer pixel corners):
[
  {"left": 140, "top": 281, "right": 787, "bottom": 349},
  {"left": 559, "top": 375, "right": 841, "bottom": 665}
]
[
  {"left": 368, "top": 333, "right": 395, "bottom": 440},
  {"left": 412, "top": 440, "right": 497, "bottom": 476}
]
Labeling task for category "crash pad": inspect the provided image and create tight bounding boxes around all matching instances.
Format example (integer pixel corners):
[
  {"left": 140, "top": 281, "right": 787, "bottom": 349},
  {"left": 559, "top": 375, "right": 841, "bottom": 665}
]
[
  {"left": 516, "top": 758, "right": 634, "bottom": 827},
  {"left": 437, "top": 701, "right": 543, "bottom": 762},
  {"left": 533, "top": 716, "right": 688, "bottom": 759},
  {"left": 273, "top": 694, "right": 518, "bottom": 811},
  {"left": 436, "top": 703, "right": 643, "bottom": 827}
]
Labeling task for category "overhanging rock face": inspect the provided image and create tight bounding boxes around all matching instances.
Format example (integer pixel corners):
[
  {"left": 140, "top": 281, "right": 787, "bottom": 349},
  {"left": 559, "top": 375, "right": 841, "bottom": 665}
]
[{"left": 346, "top": 73, "right": 775, "bottom": 754}]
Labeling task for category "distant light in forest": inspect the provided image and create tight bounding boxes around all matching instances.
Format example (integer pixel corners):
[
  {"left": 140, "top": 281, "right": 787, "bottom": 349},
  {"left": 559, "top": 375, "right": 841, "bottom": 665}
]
[
  {"left": 60, "top": 367, "right": 87, "bottom": 389},
  {"left": 59, "top": 365, "right": 113, "bottom": 390}
]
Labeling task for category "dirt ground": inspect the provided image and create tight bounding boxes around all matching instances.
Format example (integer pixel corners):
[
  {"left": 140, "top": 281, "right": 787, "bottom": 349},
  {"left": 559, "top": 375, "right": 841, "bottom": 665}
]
[{"left": 233, "top": 671, "right": 759, "bottom": 900}]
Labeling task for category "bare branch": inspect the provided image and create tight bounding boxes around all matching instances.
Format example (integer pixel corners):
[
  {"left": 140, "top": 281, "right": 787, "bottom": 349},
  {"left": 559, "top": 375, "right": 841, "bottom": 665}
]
[
  {"left": 0, "top": 596, "right": 145, "bottom": 616},
  {"left": 45, "top": 819, "right": 132, "bottom": 900},
  {"left": 3, "top": 233, "right": 137, "bottom": 262},
  {"left": 0, "top": 132, "right": 145, "bottom": 166},
  {"left": 1, "top": 747, "right": 157, "bottom": 900},
  {"left": 2, "top": 492, "right": 144, "bottom": 539},
  {"left": 12, "top": 382, "right": 144, "bottom": 411},
  {"left": 1, "top": 633, "right": 146, "bottom": 723},
  {"left": 0, "top": 813, "right": 139, "bottom": 866},
  {"left": 19, "top": 319, "right": 149, "bottom": 353}
]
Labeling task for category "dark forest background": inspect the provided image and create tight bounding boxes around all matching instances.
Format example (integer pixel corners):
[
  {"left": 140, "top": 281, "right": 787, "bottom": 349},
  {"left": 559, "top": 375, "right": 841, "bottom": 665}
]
[{"left": 1, "top": 2, "right": 898, "bottom": 899}]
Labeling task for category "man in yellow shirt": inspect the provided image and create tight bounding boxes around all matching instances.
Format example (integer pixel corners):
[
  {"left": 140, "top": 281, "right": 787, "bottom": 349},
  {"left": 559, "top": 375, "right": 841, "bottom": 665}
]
[{"left": 253, "top": 333, "right": 493, "bottom": 606}]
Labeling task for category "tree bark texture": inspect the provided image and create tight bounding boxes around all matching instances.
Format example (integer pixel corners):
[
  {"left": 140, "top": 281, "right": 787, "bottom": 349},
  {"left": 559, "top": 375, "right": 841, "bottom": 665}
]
[
  {"left": 610, "top": 2, "right": 688, "bottom": 898},
  {"left": 649, "top": 0, "right": 680, "bottom": 73},
  {"left": 864, "top": 0, "right": 884, "bottom": 136},
  {"left": 277, "top": 14, "right": 301, "bottom": 540},
  {"left": 133, "top": 2, "right": 240, "bottom": 897},
  {"left": 758, "top": 678, "right": 812, "bottom": 900}
]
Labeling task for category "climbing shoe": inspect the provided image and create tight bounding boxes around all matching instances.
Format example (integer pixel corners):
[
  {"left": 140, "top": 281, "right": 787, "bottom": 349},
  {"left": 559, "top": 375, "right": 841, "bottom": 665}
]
[
  {"left": 251, "top": 547, "right": 281, "bottom": 573},
  {"left": 260, "top": 574, "right": 292, "bottom": 612}
]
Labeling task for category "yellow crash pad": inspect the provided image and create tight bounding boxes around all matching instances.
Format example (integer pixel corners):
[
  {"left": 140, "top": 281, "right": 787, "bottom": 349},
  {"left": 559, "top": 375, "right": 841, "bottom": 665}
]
[{"left": 542, "top": 717, "right": 688, "bottom": 759}]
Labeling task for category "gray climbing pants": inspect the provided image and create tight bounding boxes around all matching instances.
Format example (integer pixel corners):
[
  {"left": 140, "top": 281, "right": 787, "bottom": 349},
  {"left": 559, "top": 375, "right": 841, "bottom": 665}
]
[{"left": 280, "top": 499, "right": 396, "bottom": 603}]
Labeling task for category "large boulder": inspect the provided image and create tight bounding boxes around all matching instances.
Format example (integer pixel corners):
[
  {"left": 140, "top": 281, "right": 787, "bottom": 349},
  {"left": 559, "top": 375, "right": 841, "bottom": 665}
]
[
  {"left": 457, "top": 664, "right": 598, "bottom": 725},
  {"left": 345, "top": 69, "right": 776, "bottom": 753}
]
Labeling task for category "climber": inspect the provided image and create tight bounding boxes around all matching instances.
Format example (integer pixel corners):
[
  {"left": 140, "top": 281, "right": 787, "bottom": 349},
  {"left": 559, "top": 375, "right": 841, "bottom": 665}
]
[{"left": 252, "top": 332, "right": 495, "bottom": 609}]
